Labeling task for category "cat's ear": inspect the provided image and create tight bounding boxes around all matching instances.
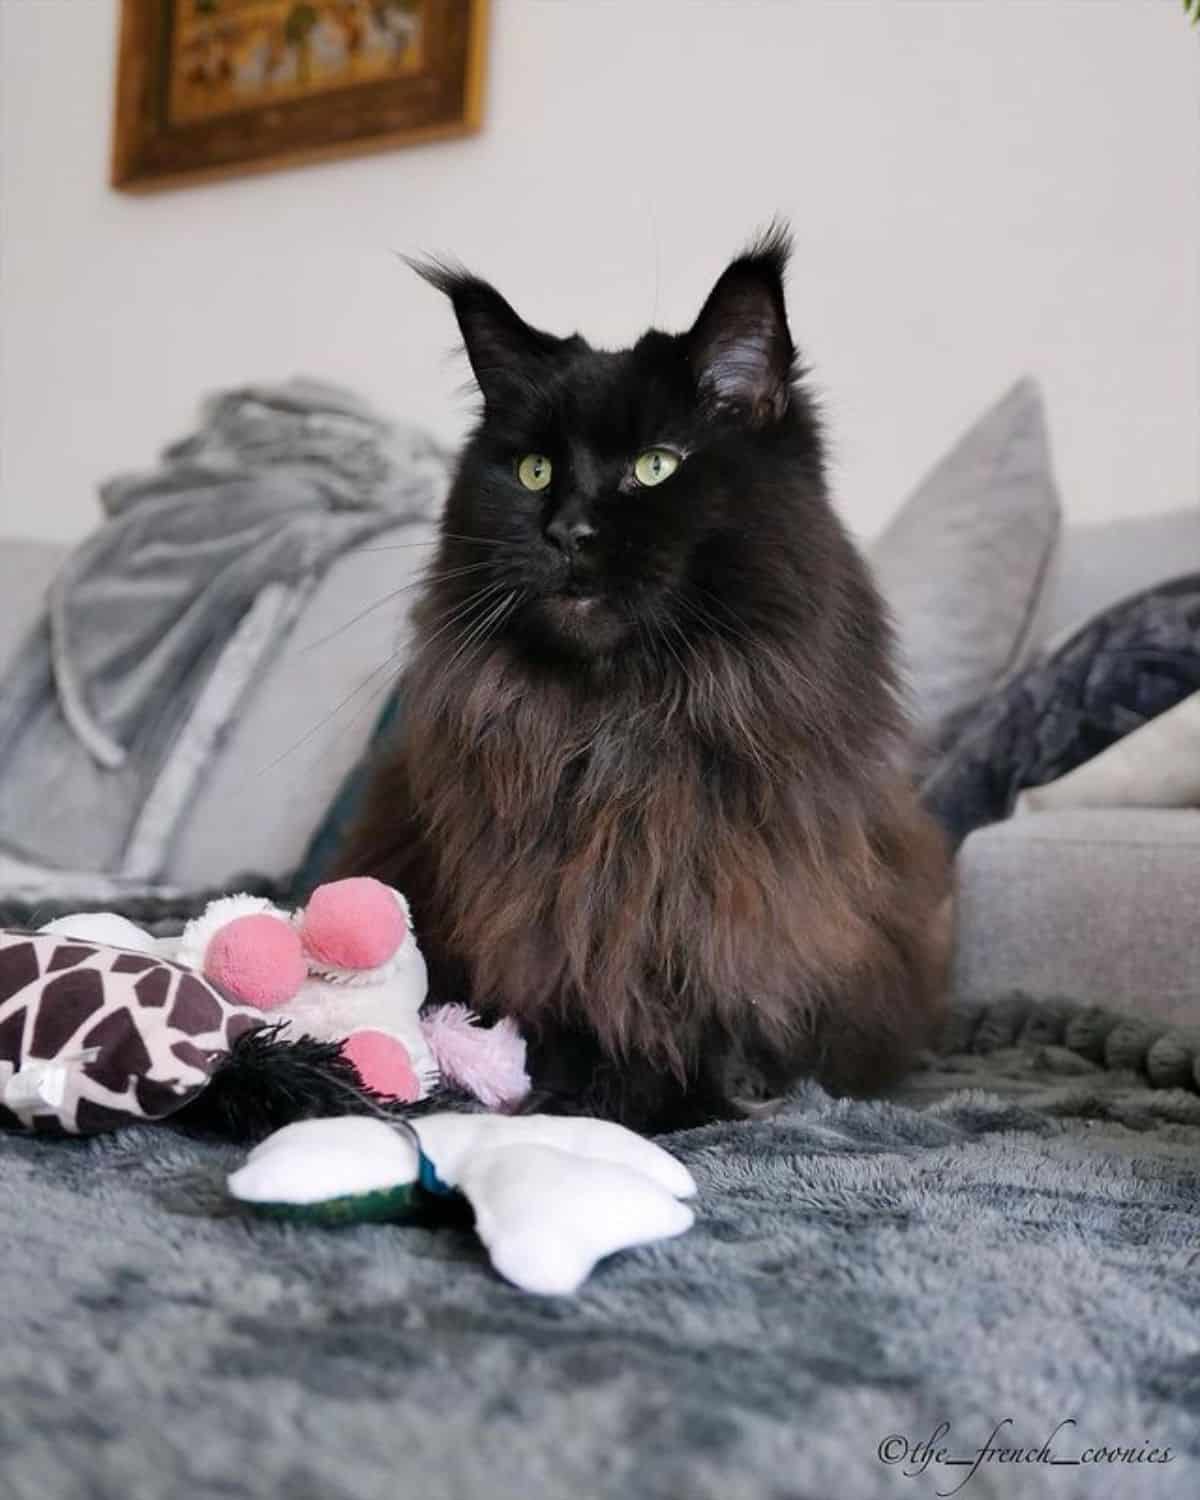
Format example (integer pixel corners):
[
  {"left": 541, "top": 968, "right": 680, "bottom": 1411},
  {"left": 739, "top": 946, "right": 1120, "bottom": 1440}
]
[
  {"left": 408, "top": 259, "right": 560, "bottom": 407},
  {"left": 686, "top": 227, "right": 795, "bottom": 425}
]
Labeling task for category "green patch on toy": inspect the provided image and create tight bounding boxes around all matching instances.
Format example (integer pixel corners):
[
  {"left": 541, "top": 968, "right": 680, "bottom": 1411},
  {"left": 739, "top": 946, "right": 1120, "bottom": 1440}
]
[{"left": 245, "top": 1184, "right": 425, "bottom": 1226}]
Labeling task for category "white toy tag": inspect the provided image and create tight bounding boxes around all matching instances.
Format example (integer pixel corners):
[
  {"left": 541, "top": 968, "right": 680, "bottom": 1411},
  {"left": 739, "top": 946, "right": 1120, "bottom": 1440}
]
[{"left": 1, "top": 1047, "right": 99, "bottom": 1119}]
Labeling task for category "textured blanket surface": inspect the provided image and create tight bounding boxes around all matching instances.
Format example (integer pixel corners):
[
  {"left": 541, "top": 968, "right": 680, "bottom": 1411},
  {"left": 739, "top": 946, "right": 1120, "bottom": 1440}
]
[{"left": 2, "top": 1001, "right": 1198, "bottom": 1500}]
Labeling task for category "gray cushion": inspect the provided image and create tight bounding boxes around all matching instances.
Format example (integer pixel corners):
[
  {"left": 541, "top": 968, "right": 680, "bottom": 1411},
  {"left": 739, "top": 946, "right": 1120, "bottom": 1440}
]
[
  {"left": 165, "top": 520, "right": 437, "bottom": 886},
  {"left": 954, "top": 808, "right": 1200, "bottom": 1027},
  {"left": 1043, "top": 506, "right": 1200, "bottom": 642},
  {"left": 869, "top": 378, "right": 1062, "bottom": 738}
]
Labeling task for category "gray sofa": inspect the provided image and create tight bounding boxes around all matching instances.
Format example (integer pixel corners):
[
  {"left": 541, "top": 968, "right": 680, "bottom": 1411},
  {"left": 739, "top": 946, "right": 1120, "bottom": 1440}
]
[
  {"left": 952, "top": 506, "right": 1200, "bottom": 1025},
  {"left": 1, "top": 506, "right": 1197, "bottom": 1022}
]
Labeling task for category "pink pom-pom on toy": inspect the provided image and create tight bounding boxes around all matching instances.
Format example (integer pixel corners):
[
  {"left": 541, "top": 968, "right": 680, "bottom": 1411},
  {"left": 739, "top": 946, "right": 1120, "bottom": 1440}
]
[
  {"left": 342, "top": 1030, "right": 421, "bottom": 1103},
  {"left": 203, "top": 913, "right": 306, "bottom": 1011},
  {"left": 420, "top": 1004, "right": 530, "bottom": 1109},
  {"left": 299, "top": 877, "right": 407, "bottom": 972}
]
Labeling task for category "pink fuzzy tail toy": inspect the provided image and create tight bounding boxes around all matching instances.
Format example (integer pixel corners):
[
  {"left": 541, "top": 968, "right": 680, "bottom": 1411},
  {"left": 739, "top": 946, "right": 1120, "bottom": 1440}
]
[{"left": 420, "top": 1005, "right": 530, "bottom": 1110}]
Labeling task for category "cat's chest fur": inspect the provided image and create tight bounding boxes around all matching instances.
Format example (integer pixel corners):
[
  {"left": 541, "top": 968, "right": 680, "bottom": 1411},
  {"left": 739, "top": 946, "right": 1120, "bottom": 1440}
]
[{"left": 401, "top": 648, "right": 873, "bottom": 1066}]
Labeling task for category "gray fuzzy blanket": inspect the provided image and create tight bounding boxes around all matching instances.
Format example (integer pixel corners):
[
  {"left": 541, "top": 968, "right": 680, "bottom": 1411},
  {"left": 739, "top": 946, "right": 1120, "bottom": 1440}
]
[
  {"left": 0, "top": 380, "right": 448, "bottom": 895},
  {"left": 2, "top": 1002, "right": 1198, "bottom": 1500}
]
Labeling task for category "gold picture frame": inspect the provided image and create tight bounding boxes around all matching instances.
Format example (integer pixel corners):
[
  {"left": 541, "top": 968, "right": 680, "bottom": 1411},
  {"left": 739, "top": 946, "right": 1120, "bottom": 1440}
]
[{"left": 111, "top": 0, "right": 487, "bottom": 192}]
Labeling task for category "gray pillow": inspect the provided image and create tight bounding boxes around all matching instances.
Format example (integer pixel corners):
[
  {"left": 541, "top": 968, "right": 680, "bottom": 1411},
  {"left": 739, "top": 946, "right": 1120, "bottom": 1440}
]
[
  {"left": 165, "top": 519, "right": 436, "bottom": 888},
  {"left": 1042, "top": 507, "right": 1200, "bottom": 643},
  {"left": 869, "top": 377, "right": 1062, "bottom": 739}
]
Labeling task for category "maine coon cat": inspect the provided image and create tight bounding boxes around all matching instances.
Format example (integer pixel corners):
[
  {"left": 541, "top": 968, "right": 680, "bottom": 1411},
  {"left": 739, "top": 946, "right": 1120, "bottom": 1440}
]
[{"left": 336, "top": 228, "right": 951, "bottom": 1131}]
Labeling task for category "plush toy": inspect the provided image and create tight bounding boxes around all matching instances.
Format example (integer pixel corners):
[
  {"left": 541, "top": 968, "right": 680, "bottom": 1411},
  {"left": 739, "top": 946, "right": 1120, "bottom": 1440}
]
[
  {"left": 41, "top": 878, "right": 530, "bottom": 1110},
  {"left": 227, "top": 1112, "right": 698, "bottom": 1296},
  {"left": 172, "top": 879, "right": 437, "bottom": 1102},
  {"left": 0, "top": 929, "right": 264, "bottom": 1133}
]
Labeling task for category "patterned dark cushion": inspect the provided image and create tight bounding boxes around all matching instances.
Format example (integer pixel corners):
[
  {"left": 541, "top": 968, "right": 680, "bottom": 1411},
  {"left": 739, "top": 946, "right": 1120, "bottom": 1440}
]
[
  {"left": 921, "top": 573, "right": 1200, "bottom": 848},
  {"left": 0, "top": 930, "right": 262, "bottom": 1134}
]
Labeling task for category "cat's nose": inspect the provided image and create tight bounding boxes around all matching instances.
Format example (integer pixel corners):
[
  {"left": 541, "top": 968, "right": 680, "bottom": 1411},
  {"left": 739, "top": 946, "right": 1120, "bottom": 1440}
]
[{"left": 544, "top": 512, "right": 598, "bottom": 558}]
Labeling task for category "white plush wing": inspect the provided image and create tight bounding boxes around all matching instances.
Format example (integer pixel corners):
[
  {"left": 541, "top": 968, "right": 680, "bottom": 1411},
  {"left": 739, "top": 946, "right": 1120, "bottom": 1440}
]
[
  {"left": 412, "top": 1112, "right": 696, "bottom": 1200},
  {"left": 228, "top": 1116, "right": 419, "bottom": 1204},
  {"left": 455, "top": 1143, "right": 694, "bottom": 1297}
]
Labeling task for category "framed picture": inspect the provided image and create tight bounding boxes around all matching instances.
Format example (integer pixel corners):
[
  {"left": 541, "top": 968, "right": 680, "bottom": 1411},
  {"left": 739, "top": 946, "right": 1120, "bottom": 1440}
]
[{"left": 111, "top": 0, "right": 487, "bottom": 192}]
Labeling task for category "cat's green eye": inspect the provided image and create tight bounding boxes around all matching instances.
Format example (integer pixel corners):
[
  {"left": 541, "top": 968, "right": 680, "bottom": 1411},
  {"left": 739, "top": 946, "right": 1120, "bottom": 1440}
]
[
  {"left": 517, "top": 453, "right": 552, "bottom": 491},
  {"left": 633, "top": 448, "right": 680, "bottom": 487}
]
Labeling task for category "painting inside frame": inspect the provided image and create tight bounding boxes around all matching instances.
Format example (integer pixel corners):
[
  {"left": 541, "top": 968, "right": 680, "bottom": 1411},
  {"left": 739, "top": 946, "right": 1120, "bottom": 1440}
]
[{"left": 112, "top": 0, "right": 486, "bottom": 191}]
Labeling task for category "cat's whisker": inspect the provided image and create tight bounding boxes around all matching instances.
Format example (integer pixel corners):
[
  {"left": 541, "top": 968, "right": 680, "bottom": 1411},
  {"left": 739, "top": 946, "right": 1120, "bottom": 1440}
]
[
  {"left": 325, "top": 660, "right": 423, "bottom": 747},
  {"left": 459, "top": 591, "right": 523, "bottom": 680},
  {"left": 440, "top": 533, "right": 515, "bottom": 548},
  {"left": 356, "top": 533, "right": 513, "bottom": 553},
  {"left": 419, "top": 561, "right": 499, "bottom": 582},
  {"left": 350, "top": 540, "right": 441, "bottom": 552},
  {"left": 255, "top": 648, "right": 406, "bottom": 775},
  {"left": 300, "top": 561, "right": 494, "bottom": 652},
  {"left": 419, "top": 580, "right": 512, "bottom": 652},
  {"left": 310, "top": 662, "right": 409, "bottom": 757},
  {"left": 439, "top": 599, "right": 503, "bottom": 674},
  {"left": 265, "top": 577, "right": 516, "bottom": 769},
  {"left": 441, "top": 588, "right": 518, "bottom": 678}
]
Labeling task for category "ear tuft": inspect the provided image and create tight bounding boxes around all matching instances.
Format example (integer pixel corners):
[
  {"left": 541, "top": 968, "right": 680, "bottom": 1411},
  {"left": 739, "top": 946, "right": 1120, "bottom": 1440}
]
[
  {"left": 686, "top": 223, "right": 796, "bottom": 426},
  {"left": 404, "top": 255, "right": 559, "bottom": 407}
]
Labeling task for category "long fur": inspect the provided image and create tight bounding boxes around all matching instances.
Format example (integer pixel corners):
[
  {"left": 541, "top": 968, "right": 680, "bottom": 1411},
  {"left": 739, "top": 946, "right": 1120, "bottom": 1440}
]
[
  {"left": 336, "top": 229, "right": 951, "bottom": 1131},
  {"left": 173, "top": 1026, "right": 389, "bottom": 1142}
]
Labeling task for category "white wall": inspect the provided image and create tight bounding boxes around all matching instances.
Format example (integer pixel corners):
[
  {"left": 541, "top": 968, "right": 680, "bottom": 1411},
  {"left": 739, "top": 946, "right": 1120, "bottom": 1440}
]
[{"left": 1, "top": 0, "right": 1196, "bottom": 544}]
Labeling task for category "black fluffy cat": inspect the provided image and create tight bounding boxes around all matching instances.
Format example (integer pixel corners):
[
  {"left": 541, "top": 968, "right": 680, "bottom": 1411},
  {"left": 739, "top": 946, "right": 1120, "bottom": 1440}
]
[{"left": 336, "top": 227, "right": 951, "bottom": 1131}]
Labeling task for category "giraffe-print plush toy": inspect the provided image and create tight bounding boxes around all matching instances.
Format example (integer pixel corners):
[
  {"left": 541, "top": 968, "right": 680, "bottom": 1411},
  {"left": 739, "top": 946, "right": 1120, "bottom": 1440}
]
[{"left": 0, "top": 929, "right": 262, "bottom": 1133}]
